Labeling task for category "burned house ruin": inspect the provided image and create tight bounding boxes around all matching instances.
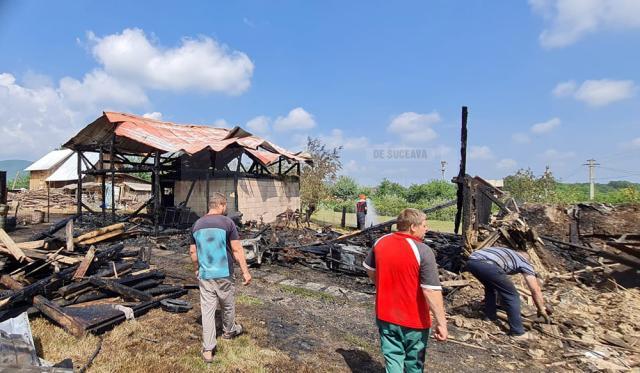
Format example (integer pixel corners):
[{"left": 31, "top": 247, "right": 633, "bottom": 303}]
[{"left": 63, "top": 112, "right": 312, "bottom": 232}]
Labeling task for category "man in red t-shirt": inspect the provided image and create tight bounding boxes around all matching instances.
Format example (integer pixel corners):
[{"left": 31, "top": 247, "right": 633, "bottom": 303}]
[{"left": 364, "top": 208, "right": 448, "bottom": 372}]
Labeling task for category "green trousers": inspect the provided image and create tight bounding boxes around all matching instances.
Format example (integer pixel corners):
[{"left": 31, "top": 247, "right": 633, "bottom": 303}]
[{"left": 376, "top": 319, "right": 430, "bottom": 373}]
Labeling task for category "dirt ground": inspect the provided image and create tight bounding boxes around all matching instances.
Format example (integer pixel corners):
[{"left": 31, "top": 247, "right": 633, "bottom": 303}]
[{"left": 12, "top": 218, "right": 554, "bottom": 372}]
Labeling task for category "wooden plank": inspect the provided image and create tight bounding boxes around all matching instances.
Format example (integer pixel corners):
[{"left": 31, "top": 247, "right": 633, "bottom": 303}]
[
  {"left": 0, "top": 275, "right": 24, "bottom": 290},
  {"left": 65, "top": 219, "right": 74, "bottom": 252},
  {"left": 88, "top": 277, "right": 153, "bottom": 301},
  {"left": 32, "top": 295, "right": 87, "bottom": 337},
  {"left": 77, "top": 229, "right": 123, "bottom": 245},
  {"left": 16, "top": 240, "right": 46, "bottom": 250},
  {"left": 0, "top": 229, "right": 30, "bottom": 262},
  {"left": 74, "top": 223, "right": 125, "bottom": 244},
  {"left": 440, "top": 280, "right": 470, "bottom": 287},
  {"left": 73, "top": 246, "right": 96, "bottom": 279}
]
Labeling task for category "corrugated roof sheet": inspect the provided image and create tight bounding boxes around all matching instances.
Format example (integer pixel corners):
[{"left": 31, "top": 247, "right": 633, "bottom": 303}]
[
  {"left": 63, "top": 112, "right": 312, "bottom": 165},
  {"left": 46, "top": 152, "right": 99, "bottom": 182},
  {"left": 25, "top": 149, "right": 73, "bottom": 171}
]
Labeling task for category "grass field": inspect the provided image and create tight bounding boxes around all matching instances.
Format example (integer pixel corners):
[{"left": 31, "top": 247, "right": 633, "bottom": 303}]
[{"left": 311, "top": 208, "right": 454, "bottom": 233}]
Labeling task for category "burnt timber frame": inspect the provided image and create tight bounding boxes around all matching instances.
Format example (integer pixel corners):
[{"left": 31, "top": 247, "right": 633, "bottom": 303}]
[{"left": 71, "top": 138, "right": 303, "bottom": 233}]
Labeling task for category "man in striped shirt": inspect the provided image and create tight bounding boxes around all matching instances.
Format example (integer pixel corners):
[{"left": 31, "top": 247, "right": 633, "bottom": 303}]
[{"left": 466, "top": 247, "right": 551, "bottom": 339}]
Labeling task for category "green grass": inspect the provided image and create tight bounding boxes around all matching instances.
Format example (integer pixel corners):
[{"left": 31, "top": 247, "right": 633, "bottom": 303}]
[
  {"left": 279, "top": 284, "right": 337, "bottom": 302},
  {"left": 311, "top": 208, "right": 455, "bottom": 233},
  {"left": 236, "top": 294, "right": 264, "bottom": 306}
]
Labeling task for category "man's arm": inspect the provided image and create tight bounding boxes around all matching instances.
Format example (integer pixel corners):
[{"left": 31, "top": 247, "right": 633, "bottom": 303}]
[
  {"left": 230, "top": 240, "right": 252, "bottom": 285},
  {"left": 523, "top": 274, "right": 550, "bottom": 321},
  {"left": 422, "top": 289, "right": 448, "bottom": 341},
  {"left": 189, "top": 244, "right": 198, "bottom": 276},
  {"left": 366, "top": 269, "right": 376, "bottom": 285},
  {"left": 418, "top": 244, "right": 448, "bottom": 340}
]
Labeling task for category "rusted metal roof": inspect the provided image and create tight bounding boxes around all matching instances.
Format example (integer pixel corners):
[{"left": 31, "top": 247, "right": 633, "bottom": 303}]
[{"left": 64, "top": 112, "right": 311, "bottom": 164}]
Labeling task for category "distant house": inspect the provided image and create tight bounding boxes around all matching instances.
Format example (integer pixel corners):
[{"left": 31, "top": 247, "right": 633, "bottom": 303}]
[{"left": 24, "top": 150, "right": 99, "bottom": 190}]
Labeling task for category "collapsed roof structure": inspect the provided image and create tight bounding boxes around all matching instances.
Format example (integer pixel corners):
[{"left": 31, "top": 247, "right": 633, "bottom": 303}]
[{"left": 63, "top": 112, "right": 313, "bottom": 232}]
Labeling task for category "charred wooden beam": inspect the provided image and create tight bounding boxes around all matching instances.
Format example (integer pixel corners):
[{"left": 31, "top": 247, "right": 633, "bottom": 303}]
[
  {"left": 33, "top": 295, "right": 87, "bottom": 337},
  {"left": 88, "top": 277, "right": 153, "bottom": 302},
  {"left": 30, "top": 215, "right": 77, "bottom": 241}
]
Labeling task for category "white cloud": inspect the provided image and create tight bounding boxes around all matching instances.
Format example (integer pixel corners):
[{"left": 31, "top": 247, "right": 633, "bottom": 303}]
[
  {"left": 143, "top": 112, "right": 163, "bottom": 120},
  {"left": 512, "top": 132, "right": 531, "bottom": 144},
  {"left": 0, "top": 73, "right": 82, "bottom": 159},
  {"left": 273, "top": 107, "right": 316, "bottom": 132},
  {"left": 530, "top": 0, "right": 640, "bottom": 48},
  {"left": 531, "top": 117, "right": 561, "bottom": 134},
  {"left": 320, "top": 129, "right": 369, "bottom": 150},
  {"left": 574, "top": 80, "right": 636, "bottom": 107},
  {"left": 497, "top": 158, "right": 518, "bottom": 171},
  {"left": 59, "top": 69, "right": 148, "bottom": 110},
  {"left": 88, "top": 28, "right": 254, "bottom": 95},
  {"left": 552, "top": 79, "right": 636, "bottom": 107},
  {"left": 246, "top": 116, "right": 270, "bottom": 134},
  {"left": 628, "top": 137, "right": 640, "bottom": 148},
  {"left": 540, "top": 148, "right": 576, "bottom": 161},
  {"left": 552, "top": 80, "right": 577, "bottom": 97},
  {"left": 469, "top": 145, "right": 494, "bottom": 160},
  {"left": 387, "top": 111, "right": 440, "bottom": 143}
]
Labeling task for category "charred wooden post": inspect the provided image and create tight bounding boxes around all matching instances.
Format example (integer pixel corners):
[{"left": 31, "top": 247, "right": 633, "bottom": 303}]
[
  {"left": 153, "top": 151, "right": 161, "bottom": 235},
  {"left": 341, "top": 207, "right": 347, "bottom": 228},
  {"left": 99, "top": 146, "right": 106, "bottom": 223},
  {"left": 110, "top": 134, "right": 116, "bottom": 223},
  {"left": 0, "top": 171, "right": 6, "bottom": 204},
  {"left": 454, "top": 106, "right": 468, "bottom": 235},
  {"left": 76, "top": 150, "right": 83, "bottom": 223}
]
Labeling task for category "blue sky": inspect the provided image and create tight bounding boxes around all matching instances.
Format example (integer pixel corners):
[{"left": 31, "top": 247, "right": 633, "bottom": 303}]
[{"left": 1, "top": 0, "right": 639, "bottom": 185}]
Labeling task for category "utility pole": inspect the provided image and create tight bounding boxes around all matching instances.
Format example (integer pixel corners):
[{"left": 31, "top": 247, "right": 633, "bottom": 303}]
[
  {"left": 440, "top": 161, "right": 447, "bottom": 180},
  {"left": 584, "top": 159, "right": 599, "bottom": 200}
]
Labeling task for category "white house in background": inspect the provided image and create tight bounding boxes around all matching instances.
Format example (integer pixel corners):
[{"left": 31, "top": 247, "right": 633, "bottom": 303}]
[{"left": 25, "top": 149, "right": 99, "bottom": 190}]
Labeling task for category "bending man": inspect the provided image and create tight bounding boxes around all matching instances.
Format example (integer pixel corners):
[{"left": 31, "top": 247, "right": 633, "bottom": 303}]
[{"left": 465, "top": 246, "right": 551, "bottom": 339}]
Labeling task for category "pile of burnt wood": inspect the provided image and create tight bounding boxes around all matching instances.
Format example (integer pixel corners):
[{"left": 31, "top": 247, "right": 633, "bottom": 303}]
[{"left": 0, "top": 215, "right": 188, "bottom": 338}]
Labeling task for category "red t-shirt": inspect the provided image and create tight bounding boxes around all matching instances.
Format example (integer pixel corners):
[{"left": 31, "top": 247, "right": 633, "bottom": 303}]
[{"left": 363, "top": 232, "right": 442, "bottom": 329}]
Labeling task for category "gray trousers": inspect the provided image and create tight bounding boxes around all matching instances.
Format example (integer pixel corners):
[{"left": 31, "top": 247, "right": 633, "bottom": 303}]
[{"left": 199, "top": 278, "right": 238, "bottom": 350}]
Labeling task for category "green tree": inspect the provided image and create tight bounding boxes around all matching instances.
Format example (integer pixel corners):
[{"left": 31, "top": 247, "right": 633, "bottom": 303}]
[
  {"left": 375, "top": 178, "right": 406, "bottom": 198},
  {"left": 406, "top": 180, "right": 456, "bottom": 203},
  {"left": 300, "top": 137, "right": 342, "bottom": 209},
  {"left": 8, "top": 173, "right": 29, "bottom": 189},
  {"left": 331, "top": 175, "right": 359, "bottom": 201}
]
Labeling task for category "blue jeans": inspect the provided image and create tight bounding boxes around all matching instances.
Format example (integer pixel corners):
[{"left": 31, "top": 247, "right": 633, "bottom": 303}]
[{"left": 466, "top": 259, "right": 525, "bottom": 335}]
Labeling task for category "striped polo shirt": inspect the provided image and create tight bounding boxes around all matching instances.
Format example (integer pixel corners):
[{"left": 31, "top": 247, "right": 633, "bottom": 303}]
[{"left": 468, "top": 247, "right": 536, "bottom": 276}]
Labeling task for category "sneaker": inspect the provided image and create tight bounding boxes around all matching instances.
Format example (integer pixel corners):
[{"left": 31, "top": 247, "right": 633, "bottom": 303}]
[
  {"left": 222, "top": 323, "right": 244, "bottom": 339},
  {"left": 202, "top": 347, "right": 216, "bottom": 363},
  {"left": 510, "top": 332, "right": 535, "bottom": 341}
]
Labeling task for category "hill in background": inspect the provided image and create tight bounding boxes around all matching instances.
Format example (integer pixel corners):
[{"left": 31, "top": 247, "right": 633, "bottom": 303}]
[{"left": 0, "top": 159, "right": 32, "bottom": 181}]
